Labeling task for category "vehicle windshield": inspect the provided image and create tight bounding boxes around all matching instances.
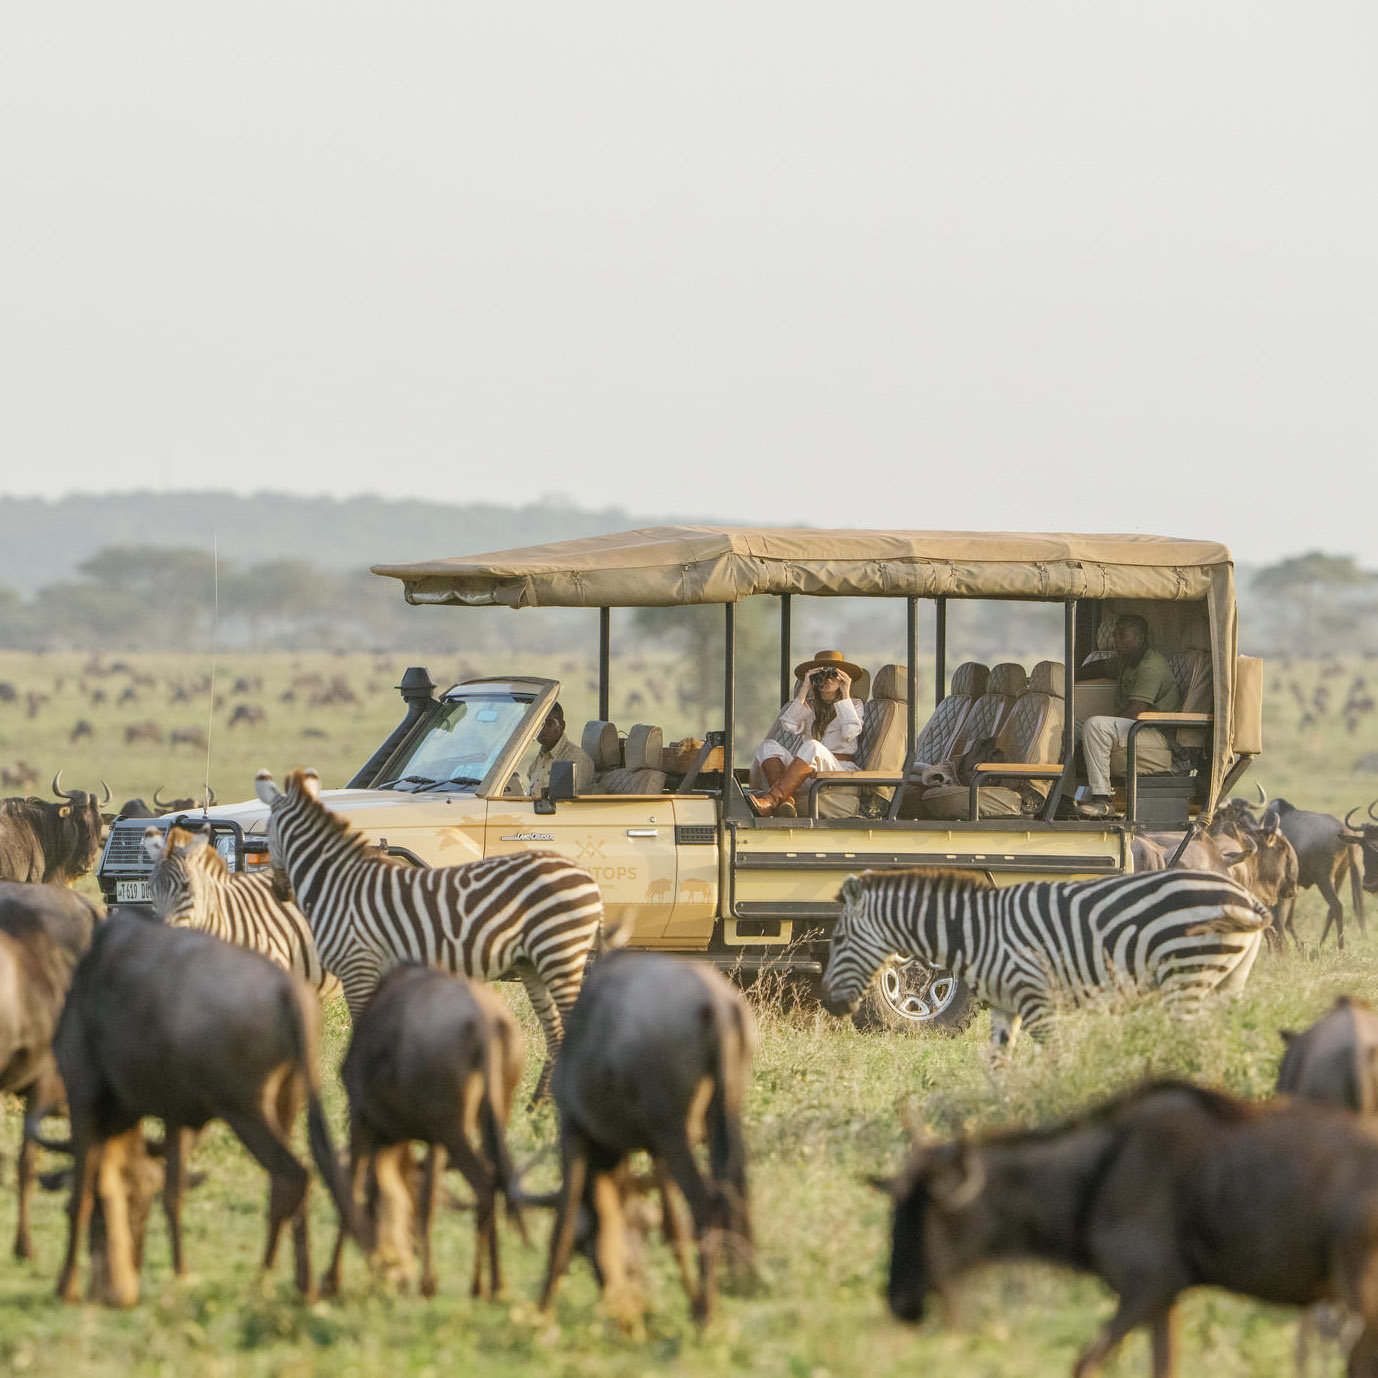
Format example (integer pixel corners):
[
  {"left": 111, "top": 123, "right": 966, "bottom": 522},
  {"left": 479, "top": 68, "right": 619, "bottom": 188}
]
[{"left": 378, "top": 692, "right": 533, "bottom": 793}]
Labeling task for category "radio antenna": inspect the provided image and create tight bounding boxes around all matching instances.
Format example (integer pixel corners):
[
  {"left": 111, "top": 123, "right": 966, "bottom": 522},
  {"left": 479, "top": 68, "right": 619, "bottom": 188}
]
[{"left": 201, "top": 533, "right": 220, "bottom": 814}]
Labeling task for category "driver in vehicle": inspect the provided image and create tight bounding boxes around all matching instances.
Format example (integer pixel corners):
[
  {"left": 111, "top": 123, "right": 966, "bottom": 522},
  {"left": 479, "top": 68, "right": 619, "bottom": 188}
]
[
  {"left": 527, "top": 701, "right": 596, "bottom": 797},
  {"left": 748, "top": 650, "right": 864, "bottom": 817}
]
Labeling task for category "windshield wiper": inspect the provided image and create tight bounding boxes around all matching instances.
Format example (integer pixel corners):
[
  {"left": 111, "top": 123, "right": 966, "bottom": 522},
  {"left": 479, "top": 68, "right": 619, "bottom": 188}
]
[
  {"left": 373, "top": 775, "right": 437, "bottom": 790},
  {"left": 414, "top": 776, "right": 484, "bottom": 793}
]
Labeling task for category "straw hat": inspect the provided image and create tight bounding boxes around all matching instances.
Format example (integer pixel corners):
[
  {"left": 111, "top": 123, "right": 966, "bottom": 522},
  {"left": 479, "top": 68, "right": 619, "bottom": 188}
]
[{"left": 793, "top": 649, "right": 864, "bottom": 682}]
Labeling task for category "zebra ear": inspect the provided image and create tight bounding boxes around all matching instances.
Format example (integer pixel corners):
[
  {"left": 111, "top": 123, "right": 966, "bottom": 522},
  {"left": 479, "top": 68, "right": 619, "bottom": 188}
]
[
  {"left": 141, "top": 827, "right": 166, "bottom": 864},
  {"left": 255, "top": 771, "right": 279, "bottom": 805},
  {"left": 178, "top": 830, "right": 211, "bottom": 857},
  {"left": 840, "top": 875, "right": 864, "bottom": 906},
  {"left": 300, "top": 770, "right": 321, "bottom": 800}
]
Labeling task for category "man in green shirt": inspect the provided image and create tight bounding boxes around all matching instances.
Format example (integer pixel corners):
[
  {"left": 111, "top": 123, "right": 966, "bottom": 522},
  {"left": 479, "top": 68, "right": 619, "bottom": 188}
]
[
  {"left": 528, "top": 701, "right": 596, "bottom": 796},
  {"left": 1075, "top": 615, "right": 1181, "bottom": 816}
]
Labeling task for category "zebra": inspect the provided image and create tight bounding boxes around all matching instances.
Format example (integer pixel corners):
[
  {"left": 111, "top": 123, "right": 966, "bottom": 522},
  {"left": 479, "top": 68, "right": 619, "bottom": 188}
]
[
  {"left": 820, "top": 867, "right": 1272, "bottom": 1046},
  {"left": 142, "top": 826, "right": 343, "bottom": 1001},
  {"left": 254, "top": 769, "right": 614, "bottom": 1099}
]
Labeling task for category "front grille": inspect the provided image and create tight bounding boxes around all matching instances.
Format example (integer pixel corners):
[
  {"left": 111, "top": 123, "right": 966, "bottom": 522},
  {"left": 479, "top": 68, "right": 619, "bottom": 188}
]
[
  {"left": 675, "top": 825, "right": 717, "bottom": 846},
  {"left": 101, "top": 819, "right": 166, "bottom": 877}
]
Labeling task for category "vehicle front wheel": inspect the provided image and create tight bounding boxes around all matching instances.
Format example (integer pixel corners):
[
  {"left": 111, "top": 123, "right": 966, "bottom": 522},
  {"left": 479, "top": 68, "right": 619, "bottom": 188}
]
[{"left": 851, "top": 957, "right": 976, "bottom": 1034}]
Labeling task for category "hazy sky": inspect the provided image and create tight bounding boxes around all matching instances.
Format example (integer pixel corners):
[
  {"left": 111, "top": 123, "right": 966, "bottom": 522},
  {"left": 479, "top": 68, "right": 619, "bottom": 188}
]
[{"left": 3, "top": 4, "right": 1374, "bottom": 565}]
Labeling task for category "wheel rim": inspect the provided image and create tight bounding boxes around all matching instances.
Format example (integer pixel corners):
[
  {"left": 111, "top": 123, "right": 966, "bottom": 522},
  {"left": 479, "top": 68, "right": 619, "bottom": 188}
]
[{"left": 878, "top": 957, "right": 959, "bottom": 1022}]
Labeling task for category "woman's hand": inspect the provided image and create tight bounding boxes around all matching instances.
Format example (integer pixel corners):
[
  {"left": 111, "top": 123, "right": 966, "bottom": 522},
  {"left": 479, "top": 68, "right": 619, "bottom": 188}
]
[{"left": 835, "top": 670, "right": 852, "bottom": 696}]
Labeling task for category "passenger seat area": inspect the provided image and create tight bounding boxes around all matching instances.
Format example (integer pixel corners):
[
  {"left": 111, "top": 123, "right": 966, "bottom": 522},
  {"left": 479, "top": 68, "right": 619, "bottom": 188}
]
[
  {"left": 597, "top": 724, "right": 669, "bottom": 795},
  {"left": 810, "top": 663, "right": 908, "bottom": 817}
]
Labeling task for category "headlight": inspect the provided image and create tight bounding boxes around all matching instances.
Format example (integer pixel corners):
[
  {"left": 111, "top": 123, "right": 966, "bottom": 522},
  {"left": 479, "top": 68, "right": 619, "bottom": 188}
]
[{"left": 215, "top": 834, "right": 238, "bottom": 870}]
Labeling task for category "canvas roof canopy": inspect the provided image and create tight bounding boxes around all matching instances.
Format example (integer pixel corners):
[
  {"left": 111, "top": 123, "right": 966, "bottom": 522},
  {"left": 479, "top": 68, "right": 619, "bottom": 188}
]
[
  {"left": 372, "top": 525, "right": 1233, "bottom": 609},
  {"left": 374, "top": 526, "right": 1243, "bottom": 805}
]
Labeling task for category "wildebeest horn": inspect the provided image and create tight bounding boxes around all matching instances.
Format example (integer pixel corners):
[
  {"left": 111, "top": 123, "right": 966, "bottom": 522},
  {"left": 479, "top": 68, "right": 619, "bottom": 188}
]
[
  {"left": 1370, "top": 798, "right": 1378, "bottom": 823},
  {"left": 52, "top": 770, "right": 73, "bottom": 800},
  {"left": 1255, "top": 781, "right": 1268, "bottom": 806},
  {"left": 1346, "top": 805, "right": 1364, "bottom": 831},
  {"left": 100, "top": 779, "right": 111, "bottom": 806},
  {"left": 152, "top": 785, "right": 171, "bottom": 809},
  {"left": 205, "top": 786, "right": 216, "bottom": 808},
  {"left": 936, "top": 1149, "right": 986, "bottom": 1210},
  {"left": 1222, "top": 833, "right": 1258, "bottom": 867}
]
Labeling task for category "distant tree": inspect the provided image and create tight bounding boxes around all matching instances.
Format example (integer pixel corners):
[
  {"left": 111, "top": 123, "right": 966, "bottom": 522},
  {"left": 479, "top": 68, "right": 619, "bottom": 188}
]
[
  {"left": 1252, "top": 552, "right": 1377, "bottom": 655},
  {"left": 78, "top": 546, "right": 220, "bottom": 646},
  {"left": 32, "top": 583, "right": 154, "bottom": 650},
  {"left": 225, "top": 560, "right": 336, "bottom": 646},
  {"left": 0, "top": 586, "right": 40, "bottom": 649}
]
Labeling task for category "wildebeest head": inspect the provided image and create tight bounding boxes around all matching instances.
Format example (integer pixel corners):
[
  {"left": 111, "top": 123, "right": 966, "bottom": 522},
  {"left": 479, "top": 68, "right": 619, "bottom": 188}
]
[
  {"left": 48, "top": 771, "right": 113, "bottom": 880},
  {"left": 1343, "top": 801, "right": 1378, "bottom": 894},
  {"left": 879, "top": 1140, "right": 988, "bottom": 1324}
]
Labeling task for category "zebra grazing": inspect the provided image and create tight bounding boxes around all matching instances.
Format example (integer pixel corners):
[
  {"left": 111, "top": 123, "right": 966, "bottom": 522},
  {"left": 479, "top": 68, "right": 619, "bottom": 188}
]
[
  {"left": 254, "top": 769, "right": 613, "bottom": 1099},
  {"left": 821, "top": 867, "right": 1271, "bottom": 1045},
  {"left": 143, "top": 826, "right": 342, "bottom": 1001}
]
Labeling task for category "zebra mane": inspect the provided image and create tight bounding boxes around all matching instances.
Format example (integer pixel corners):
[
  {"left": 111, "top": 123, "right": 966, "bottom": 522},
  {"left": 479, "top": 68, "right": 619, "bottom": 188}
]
[
  {"left": 284, "top": 772, "right": 399, "bottom": 867},
  {"left": 163, "top": 825, "right": 229, "bottom": 880}
]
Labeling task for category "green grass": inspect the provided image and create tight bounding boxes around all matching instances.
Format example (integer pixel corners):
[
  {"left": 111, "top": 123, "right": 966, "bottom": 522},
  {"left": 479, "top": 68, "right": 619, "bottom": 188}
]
[{"left": 1, "top": 649, "right": 1375, "bottom": 1375}]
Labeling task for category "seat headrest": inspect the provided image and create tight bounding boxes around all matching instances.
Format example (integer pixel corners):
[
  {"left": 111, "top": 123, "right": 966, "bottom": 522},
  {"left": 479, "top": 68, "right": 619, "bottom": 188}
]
[
  {"left": 581, "top": 720, "right": 620, "bottom": 770},
  {"left": 950, "top": 662, "right": 989, "bottom": 697},
  {"left": 624, "top": 724, "right": 662, "bottom": 771},
  {"left": 850, "top": 667, "right": 870, "bottom": 702},
  {"left": 1182, "top": 612, "right": 1211, "bottom": 653},
  {"left": 987, "top": 663, "right": 1028, "bottom": 698},
  {"left": 1029, "top": 660, "right": 1066, "bottom": 698},
  {"left": 870, "top": 664, "right": 907, "bottom": 703}
]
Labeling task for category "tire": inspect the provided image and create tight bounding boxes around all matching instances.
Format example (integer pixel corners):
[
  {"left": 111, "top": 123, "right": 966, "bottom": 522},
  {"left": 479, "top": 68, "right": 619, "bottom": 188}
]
[{"left": 851, "top": 957, "right": 977, "bottom": 1034}]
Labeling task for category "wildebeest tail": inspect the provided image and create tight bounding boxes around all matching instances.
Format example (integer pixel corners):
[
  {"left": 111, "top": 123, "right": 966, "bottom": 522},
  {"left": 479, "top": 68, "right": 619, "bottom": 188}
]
[
  {"left": 705, "top": 1000, "right": 754, "bottom": 1245},
  {"left": 283, "top": 981, "right": 365, "bottom": 1244}
]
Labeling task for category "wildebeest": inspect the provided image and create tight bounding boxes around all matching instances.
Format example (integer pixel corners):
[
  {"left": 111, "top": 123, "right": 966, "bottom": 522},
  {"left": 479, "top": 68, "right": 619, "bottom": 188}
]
[
  {"left": 880, "top": 1080, "right": 1378, "bottom": 1376},
  {"left": 123, "top": 721, "right": 163, "bottom": 747},
  {"left": 1265, "top": 792, "right": 1367, "bottom": 948},
  {"left": 0, "top": 761, "right": 38, "bottom": 792},
  {"left": 69, "top": 719, "right": 93, "bottom": 744},
  {"left": 540, "top": 952, "right": 755, "bottom": 1322},
  {"left": 51, "top": 911, "right": 360, "bottom": 1306},
  {"left": 1343, "top": 799, "right": 1378, "bottom": 898},
  {"left": 322, "top": 964, "right": 524, "bottom": 1299},
  {"left": 115, "top": 788, "right": 215, "bottom": 821},
  {"left": 228, "top": 704, "right": 266, "bottom": 729},
  {"left": 1277, "top": 996, "right": 1378, "bottom": 1115},
  {"left": 0, "top": 774, "right": 111, "bottom": 885},
  {"left": 0, "top": 881, "right": 103, "bottom": 1259},
  {"left": 169, "top": 727, "right": 209, "bottom": 751}
]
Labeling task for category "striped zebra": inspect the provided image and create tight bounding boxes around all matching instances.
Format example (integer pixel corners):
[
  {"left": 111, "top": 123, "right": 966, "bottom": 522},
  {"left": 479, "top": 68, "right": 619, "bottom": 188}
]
[
  {"left": 821, "top": 867, "right": 1271, "bottom": 1045},
  {"left": 254, "top": 769, "right": 613, "bottom": 1098},
  {"left": 142, "top": 826, "right": 342, "bottom": 1000}
]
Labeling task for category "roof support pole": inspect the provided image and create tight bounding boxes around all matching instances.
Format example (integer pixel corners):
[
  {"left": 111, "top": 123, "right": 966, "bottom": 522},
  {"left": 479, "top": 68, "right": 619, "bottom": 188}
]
[
  {"left": 723, "top": 602, "right": 736, "bottom": 781},
  {"left": 906, "top": 596, "right": 918, "bottom": 764},
  {"left": 1043, "top": 599, "right": 1078, "bottom": 820},
  {"left": 598, "top": 607, "right": 610, "bottom": 722},
  {"left": 778, "top": 594, "right": 793, "bottom": 707},
  {"left": 934, "top": 596, "right": 947, "bottom": 710}
]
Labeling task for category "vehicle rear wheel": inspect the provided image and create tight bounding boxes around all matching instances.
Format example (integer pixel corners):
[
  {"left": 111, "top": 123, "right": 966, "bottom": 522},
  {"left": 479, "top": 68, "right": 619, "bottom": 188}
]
[{"left": 851, "top": 957, "right": 976, "bottom": 1034}]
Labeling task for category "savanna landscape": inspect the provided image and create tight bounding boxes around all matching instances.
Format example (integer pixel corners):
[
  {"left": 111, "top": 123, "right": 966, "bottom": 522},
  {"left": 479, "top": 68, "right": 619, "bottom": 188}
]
[{"left": 2, "top": 645, "right": 1377, "bottom": 1377}]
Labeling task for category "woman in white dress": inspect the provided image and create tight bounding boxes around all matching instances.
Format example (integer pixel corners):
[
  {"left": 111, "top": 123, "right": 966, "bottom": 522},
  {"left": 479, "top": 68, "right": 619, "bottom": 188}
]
[{"left": 748, "top": 650, "right": 864, "bottom": 816}]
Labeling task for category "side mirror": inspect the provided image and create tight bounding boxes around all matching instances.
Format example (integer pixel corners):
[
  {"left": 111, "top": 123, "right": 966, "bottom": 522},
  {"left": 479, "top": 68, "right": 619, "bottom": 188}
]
[{"left": 548, "top": 760, "right": 577, "bottom": 802}]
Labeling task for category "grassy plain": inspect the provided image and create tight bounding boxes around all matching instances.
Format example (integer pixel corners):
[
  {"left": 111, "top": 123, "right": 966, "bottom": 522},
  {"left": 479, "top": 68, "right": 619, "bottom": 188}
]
[{"left": 1, "top": 649, "right": 1376, "bottom": 1377}]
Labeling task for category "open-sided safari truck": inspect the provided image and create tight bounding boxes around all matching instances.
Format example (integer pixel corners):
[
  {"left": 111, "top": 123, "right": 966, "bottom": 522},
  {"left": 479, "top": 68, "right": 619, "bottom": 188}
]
[{"left": 97, "top": 527, "right": 1262, "bottom": 1027}]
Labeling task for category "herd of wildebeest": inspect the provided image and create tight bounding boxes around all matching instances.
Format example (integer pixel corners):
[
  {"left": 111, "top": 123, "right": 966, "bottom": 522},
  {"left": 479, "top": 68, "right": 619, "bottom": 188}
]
[{"left": 3, "top": 755, "right": 1378, "bottom": 1374}]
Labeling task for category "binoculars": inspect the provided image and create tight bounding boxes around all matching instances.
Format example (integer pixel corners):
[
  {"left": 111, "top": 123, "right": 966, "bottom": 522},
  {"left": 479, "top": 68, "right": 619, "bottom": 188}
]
[{"left": 811, "top": 668, "right": 841, "bottom": 683}]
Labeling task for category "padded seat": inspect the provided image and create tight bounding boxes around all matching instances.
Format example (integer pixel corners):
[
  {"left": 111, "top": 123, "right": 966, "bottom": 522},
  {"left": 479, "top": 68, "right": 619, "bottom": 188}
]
[
  {"left": 749, "top": 670, "right": 869, "bottom": 791},
  {"left": 596, "top": 724, "right": 668, "bottom": 795},
  {"left": 920, "top": 660, "right": 1066, "bottom": 819},
  {"left": 581, "top": 720, "right": 621, "bottom": 792},
  {"left": 893, "top": 663, "right": 1026, "bottom": 819},
  {"left": 812, "top": 664, "right": 909, "bottom": 818}
]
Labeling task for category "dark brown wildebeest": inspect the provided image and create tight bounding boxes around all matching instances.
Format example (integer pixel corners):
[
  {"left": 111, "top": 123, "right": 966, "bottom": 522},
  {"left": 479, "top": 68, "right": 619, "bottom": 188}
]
[
  {"left": 540, "top": 951, "right": 755, "bottom": 1323},
  {"left": 0, "top": 761, "right": 38, "bottom": 792},
  {"left": 0, "top": 774, "right": 111, "bottom": 885},
  {"left": 228, "top": 704, "right": 266, "bottom": 729},
  {"left": 1343, "top": 800, "right": 1378, "bottom": 899},
  {"left": 1271, "top": 796, "right": 1366, "bottom": 949},
  {"left": 69, "top": 720, "right": 93, "bottom": 744},
  {"left": 1278, "top": 996, "right": 1378, "bottom": 1115},
  {"left": 880, "top": 1080, "right": 1378, "bottom": 1377},
  {"left": 169, "top": 727, "right": 208, "bottom": 751},
  {"left": 322, "top": 964, "right": 524, "bottom": 1299},
  {"left": 52, "top": 911, "right": 361, "bottom": 1306},
  {"left": 0, "top": 881, "right": 103, "bottom": 1260},
  {"left": 123, "top": 721, "right": 163, "bottom": 747}
]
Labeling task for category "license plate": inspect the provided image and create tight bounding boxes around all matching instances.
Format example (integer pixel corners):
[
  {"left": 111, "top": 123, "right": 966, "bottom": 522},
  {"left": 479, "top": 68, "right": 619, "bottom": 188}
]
[{"left": 116, "top": 880, "right": 152, "bottom": 903}]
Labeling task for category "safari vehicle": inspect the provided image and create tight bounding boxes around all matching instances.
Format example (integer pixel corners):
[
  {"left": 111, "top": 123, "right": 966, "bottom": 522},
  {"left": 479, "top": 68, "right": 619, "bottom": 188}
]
[{"left": 97, "top": 527, "right": 1262, "bottom": 1028}]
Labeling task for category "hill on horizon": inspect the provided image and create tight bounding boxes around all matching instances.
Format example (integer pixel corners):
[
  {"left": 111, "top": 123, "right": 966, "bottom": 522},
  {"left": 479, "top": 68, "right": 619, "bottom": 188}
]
[{"left": 0, "top": 491, "right": 708, "bottom": 594}]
